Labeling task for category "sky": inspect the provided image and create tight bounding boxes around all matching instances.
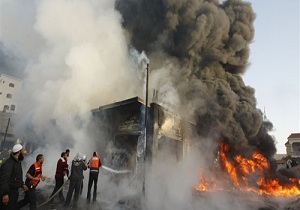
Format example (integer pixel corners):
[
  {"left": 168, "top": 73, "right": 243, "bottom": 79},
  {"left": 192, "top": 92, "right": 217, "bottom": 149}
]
[{"left": 244, "top": 0, "right": 299, "bottom": 154}]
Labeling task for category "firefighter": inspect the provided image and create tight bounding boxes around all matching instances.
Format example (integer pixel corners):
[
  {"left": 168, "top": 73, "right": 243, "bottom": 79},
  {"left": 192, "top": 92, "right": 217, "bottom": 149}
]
[
  {"left": 86, "top": 151, "right": 102, "bottom": 203},
  {"left": 63, "top": 153, "right": 87, "bottom": 208},
  {"left": 80, "top": 154, "right": 87, "bottom": 196},
  {"left": 0, "top": 144, "right": 28, "bottom": 210},
  {"left": 16, "top": 154, "right": 45, "bottom": 210},
  {"left": 49, "top": 152, "right": 69, "bottom": 203}
]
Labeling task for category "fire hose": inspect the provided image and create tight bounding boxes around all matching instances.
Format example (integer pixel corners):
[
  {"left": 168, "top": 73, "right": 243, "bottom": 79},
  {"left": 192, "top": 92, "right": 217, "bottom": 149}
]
[
  {"left": 36, "top": 166, "right": 130, "bottom": 208},
  {"left": 37, "top": 179, "right": 69, "bottom": 208}
]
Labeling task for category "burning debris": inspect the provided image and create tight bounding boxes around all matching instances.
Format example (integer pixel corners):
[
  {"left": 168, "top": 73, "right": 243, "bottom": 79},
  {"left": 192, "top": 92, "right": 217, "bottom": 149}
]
[{"left": 196, "top": 141, "right": 300, "bottom": 197}]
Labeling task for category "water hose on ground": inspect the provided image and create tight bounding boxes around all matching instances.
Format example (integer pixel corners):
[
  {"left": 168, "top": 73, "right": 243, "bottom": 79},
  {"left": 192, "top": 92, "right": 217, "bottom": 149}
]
[
  {"left": 37, "top": 179, "right": 69, "bottom": 208},
  {"left": 37, "top": 166, "right": 131, "bottom": 208}
]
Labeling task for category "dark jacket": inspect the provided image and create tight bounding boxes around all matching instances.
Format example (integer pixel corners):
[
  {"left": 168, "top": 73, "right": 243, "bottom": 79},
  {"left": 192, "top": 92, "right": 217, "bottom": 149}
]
[
  {"left": 69, "top": 160, "right": 87, "bottom": 180},
  {"left": 0, "top": 154, "right": 24, "bottom": 196},
  {"left": 55, "top": 157, "right": 69, "bottom": 177}
]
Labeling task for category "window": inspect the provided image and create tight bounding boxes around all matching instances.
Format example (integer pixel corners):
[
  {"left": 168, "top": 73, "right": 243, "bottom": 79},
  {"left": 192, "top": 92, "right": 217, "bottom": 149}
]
[
  {"left": 9, "top": 83, "right": 15, "bottom": 88},
  {"left": 3, "top": 105, "right": 9, "bottom": 111},
  {"left": 293, "top": 143, "right": 300, "bottom": 156},
  {"left": 6, "top": 94, "right": 12, "bottom": 99},
  {"left": 10, "top": 105, "right": 16, "bottom": 111}
]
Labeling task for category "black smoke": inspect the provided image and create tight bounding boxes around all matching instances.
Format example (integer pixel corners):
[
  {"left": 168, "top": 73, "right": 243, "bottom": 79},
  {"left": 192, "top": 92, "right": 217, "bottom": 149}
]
[{"left": 115, "top": 0, "right": 276, "bottom": 161}]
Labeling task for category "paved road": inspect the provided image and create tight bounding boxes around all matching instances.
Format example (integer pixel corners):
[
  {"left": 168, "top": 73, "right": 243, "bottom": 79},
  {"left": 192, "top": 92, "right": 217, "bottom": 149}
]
[
  {"left": 37, "top": 198, "right": 137, "bottom": 210},
  {"left": 19, "top": 185, "right": 140, "bottom": 210}
]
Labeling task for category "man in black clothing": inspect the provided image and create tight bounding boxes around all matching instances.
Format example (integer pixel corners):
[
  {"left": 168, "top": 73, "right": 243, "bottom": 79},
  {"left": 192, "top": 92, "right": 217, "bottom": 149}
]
[
  {"left": 87, "top": 151, "right": 102, "bottom": 203},
  {"left": 0, "top": 144, "right": 28, "bottom": 210},
  {"left": 16, "top": 154, "right": 45, "bottom": 210},
  {"left": 63, "top": 153, "right": 87, "bottom": 208}
]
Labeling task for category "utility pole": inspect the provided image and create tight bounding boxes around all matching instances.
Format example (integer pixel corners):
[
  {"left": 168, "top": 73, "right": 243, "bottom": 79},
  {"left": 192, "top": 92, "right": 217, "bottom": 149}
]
[
  {"left": 144, "top": 63, "right": 149, "bottom": 155},
  {"left": 142, "top": 63, "right": 149, "bottom": 195}
]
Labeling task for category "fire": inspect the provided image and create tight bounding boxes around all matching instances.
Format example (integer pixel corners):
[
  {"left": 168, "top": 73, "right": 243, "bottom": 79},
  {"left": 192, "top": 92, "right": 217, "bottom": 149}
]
[
  {"left": 195, "top": 175, "right": 210, "bottom": 191},
  {"left": 195, "top": 141, "right": 300, "bottom": 196}
]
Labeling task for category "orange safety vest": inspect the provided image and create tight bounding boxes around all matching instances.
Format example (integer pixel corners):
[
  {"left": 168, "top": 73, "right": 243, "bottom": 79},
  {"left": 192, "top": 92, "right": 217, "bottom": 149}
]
[
  {"left": 30, "top": 162, "right": 42, "bottom": 187},
  {"left": 89, "top": 157, "right": 100, "bottom": 173}
]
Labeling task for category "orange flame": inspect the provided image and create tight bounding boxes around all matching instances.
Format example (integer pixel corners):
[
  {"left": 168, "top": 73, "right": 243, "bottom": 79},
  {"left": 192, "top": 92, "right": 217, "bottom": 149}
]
[
  {"left": 195, "top": 142, "right": 300, "bottom": 196},
  {"left": 195, "top": 175, "right": 210, "bottom": 191}
]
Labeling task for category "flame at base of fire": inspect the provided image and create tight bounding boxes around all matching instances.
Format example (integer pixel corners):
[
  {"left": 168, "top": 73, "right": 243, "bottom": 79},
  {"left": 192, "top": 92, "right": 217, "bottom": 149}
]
[{"left": 195, "top": 142, "right": 300, "bottom": 197}]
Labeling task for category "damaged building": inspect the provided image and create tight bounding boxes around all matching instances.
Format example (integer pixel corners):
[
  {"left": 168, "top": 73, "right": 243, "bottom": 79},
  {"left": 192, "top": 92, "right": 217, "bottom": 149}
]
[{"left": 91, "top": 96, "right": 196, "bottom": 173}]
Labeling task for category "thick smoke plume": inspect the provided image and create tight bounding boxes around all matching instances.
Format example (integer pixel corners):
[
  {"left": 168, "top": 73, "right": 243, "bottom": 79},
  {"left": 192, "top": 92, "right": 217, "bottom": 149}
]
[{"left": 115, "top": 0, "right": 276, "bottom": 160}]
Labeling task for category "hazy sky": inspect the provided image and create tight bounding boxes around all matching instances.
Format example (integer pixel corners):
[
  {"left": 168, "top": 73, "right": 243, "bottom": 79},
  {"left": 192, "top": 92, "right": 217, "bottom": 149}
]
[{"left": 244, "top": 0, "right": 299, "bottom": 154}]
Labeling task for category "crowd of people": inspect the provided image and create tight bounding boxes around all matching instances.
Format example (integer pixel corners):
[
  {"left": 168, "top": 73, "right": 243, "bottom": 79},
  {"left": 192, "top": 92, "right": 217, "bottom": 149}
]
[{"left": 0, "top": 144, "right": 102, "bottom": 209}]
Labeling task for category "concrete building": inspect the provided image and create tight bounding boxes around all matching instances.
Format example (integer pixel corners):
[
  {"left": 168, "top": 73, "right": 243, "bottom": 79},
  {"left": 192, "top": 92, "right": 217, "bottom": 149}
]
[
  {"left": 285, "top": 133, "right": 300, "bottom": 157},
  {"left": 91, "top": 97, "right": 196, "bottom": 172},
  {"left": 0, "top": 74, "right": 22, "bottom": 113},
  {"left": 0, "top": 74, "right": 22, "bottom": 153}
]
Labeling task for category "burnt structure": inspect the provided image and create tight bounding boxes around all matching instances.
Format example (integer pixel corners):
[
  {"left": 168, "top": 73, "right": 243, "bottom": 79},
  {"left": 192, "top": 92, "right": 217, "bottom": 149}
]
[{"left": 91, "top": 97, "right": 195, "bottom": 172}]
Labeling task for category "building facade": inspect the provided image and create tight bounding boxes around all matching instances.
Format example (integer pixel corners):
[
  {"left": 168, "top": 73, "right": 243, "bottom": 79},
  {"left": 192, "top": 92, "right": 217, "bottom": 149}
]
[
  {"left": 0, "top": 74, "right": 22, "bottom": 154},
  {"left": 0, "top": 74, "right": 22, "bottom": 113},
  {"left": 90, "top": 97, "right": 196, "bottom": 171},
  {"left": 285, "top": 133, "right": 300, "bottom": 157}
]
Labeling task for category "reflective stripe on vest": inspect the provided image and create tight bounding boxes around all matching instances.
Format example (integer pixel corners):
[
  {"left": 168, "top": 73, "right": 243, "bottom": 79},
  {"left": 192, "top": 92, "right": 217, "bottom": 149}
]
[
  {"left": 31, "top": 162, "right": 42, "bottom": 186},
  {"left": 90, "top": 157, "right": 99, "bottom": 172}
]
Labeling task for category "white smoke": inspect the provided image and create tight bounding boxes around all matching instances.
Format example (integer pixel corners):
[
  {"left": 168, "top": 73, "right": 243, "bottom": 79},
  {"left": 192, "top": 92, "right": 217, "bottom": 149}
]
[
  {"left": 149, "top": 61, "right": 181, "bottom": 112},
  {"left": 0, "top": 0, "right": 146, "bottom": 204},
  {"left": 144, "top": 141, "right": 281, "bottom": 210}
]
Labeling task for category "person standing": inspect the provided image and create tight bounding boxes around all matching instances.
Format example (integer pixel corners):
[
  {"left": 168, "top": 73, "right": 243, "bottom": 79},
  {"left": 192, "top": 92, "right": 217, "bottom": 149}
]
[
  {"left": 87, "top": 152, "right": 101, "bottom": 203},
  {"left": 80, "top": 154, "right": 87, "bottom": 196},
  {"left": 16, "top": 154, "right": 46, "bottom": 210},
  {"left": 49, "top": 152, "right": 69, "bottom": 203},
  {"left": 0, "top": 144, "right": 28, "bottom": 210},
  {"left": 63, "top": 153, "right": 87, "bottom": 208}
]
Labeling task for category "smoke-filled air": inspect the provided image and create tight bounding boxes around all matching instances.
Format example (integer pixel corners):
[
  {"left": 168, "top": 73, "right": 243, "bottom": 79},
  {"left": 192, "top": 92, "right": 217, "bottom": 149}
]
[
  {"left": 0, "top": 0, "right": 289, "bottom": 209},
  {"left": 116, "top": 0, "right": 277, "bottom": 164}
]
